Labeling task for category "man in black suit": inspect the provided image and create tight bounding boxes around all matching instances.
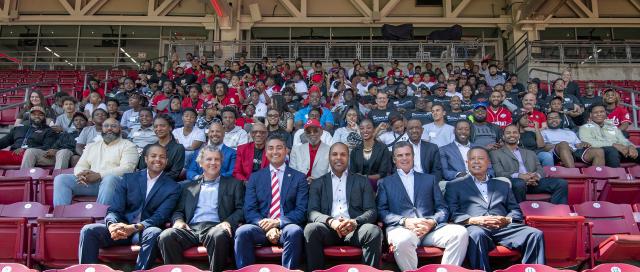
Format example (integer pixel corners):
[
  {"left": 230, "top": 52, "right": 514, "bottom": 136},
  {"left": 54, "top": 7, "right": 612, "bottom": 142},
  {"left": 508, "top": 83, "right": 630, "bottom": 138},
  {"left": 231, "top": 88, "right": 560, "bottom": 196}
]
[
  {"left": 158, "top": 146, "right": 245, "bottom": 272},
  {"left": 445, "top": 146, "right": 545, "bottom": 272},
  {"left": 304, "top": 143, "right": 383, "bottom": 271},
  {"left": 406, "top": 119, "right": 443, "bottom": 181}
]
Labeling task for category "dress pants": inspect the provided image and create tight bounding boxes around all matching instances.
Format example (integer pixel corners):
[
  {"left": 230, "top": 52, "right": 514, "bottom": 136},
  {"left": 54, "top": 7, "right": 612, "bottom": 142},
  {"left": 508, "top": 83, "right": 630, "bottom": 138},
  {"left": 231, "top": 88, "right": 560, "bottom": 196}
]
[
  {"left": 234, "top": 224, "right": 304, "bottom": 269},
  {"left": 78, "top": 223, "right": 162, "bottom": 270},
  {"left": 304, "top": 222, "right": 383, "bottom": 271},
  {"left": 52, "top": 174, "right": 121, "bottom": 207},
  {"left": 510, "top": 177, "right": 568, "bottom": 204},
  {"left": 20, "top": 148, "right": 74, "bottom": 169},
  {"left": 466, "top": 224, "right": 545, "bottom": 272},
  {"left": 158, "top": 222, "right": 232, "bottom": 272},
  {"left": 386, "top": 224, "right": 469, "bottom": 271}
]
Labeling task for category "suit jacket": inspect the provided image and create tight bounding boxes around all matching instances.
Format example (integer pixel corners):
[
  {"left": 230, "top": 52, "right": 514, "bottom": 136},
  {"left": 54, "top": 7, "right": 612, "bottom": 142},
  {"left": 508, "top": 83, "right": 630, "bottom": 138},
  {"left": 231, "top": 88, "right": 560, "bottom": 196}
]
[
  {"left": 308, "top": 172, "right": 376, "bottom": 226},
  {"left": 350, "top": 141, "right": 392, "bottom": 178},
  {"left": 105, "top": 170, "right": 181, "bottom": 229},
  {"left": 233, "top": 142, "right": 269, "bottom": 181},
  {"left": 244, "top": 166, "right": 308, "bottom": 227},
  {"left": 490, "top": 146, "right": 544, "bottom": 179},
  {"left": 444, "top": 176, "right": 523, "bottom": 224},
  {"left": 414, "top": 140, "right": 443, "bottom": 181},
  {"left": 186, "top": 144, "right": 237, "bottom": 180},
  {"left": 289, "top": 142, "right": 330, "bottom": 179},
  {"left": 171, "top": 176, "right": 245, "bottom": 230},
  {"left": 440, "top": 141, "right": 468, "bottom": 181},
  {"left": 376, "top": 171, "right": 448, "bottom": 229}
]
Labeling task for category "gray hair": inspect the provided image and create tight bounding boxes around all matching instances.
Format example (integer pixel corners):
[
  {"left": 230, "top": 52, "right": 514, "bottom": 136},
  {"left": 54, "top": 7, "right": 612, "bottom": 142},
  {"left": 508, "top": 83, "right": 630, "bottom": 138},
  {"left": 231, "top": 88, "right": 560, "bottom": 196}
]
[{"left": 195, "top": 145, "right": 223, "bottom": 165}]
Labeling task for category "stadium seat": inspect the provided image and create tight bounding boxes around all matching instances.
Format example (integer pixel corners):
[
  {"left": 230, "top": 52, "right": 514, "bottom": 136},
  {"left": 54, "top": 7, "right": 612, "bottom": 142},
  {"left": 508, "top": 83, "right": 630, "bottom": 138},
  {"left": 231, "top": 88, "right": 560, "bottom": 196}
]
[
  {"left": 581, "top": 166, "right": 630, "bottom": 198},
  {"left": 315, "top": 264, "right": 392, "bottom": 272},
  {"left": 38, "top": 168, "right": 75, "bottom": 206},
  {"left": 494, "top": 264, "right": 563, "bottom": 272},
  {"left": 134, "top": 265, "right": 207, "bottom": 272},
  {"left": 255, "top": 245, "right": 284, "bottom": 260},
  {"left": 626, "top": 165, "right": 640, "bottom": 179},
  {"left": 0, "top": 263, "right": 39, "bottom": 272},
  {"left": 4, "top": 168, "right": 52, "bottom": 205},
  {"left": 633, "top": 203, "right": 640, "bottom": 230},
  {"left": 0, "top": 177, "right": 33, "bottom": 204},
  {"left": 523, "top": 216, "right": 587, "bottom": 267},
  {"left": 544, "top": 166, "right": 592, "bottom": 204},
  {"left": 0, "top": 107, "right": 18, "bottom": 125},
  {"left": 573, "top": 201, "right": 640, "bottom": 265},
  {"left": 406, "top": 264, "right": 483, "bottom": 272},
  {"left": 583, "top": 263, "right": 640, "bottom": 272},
  {"left": 519, "top": 201, "right": 572, "bottom": 217},
  {"left": 181, "top": 246, "right": 207, "bottom": 261},
  {"left": 0, "top": 202, "right": 50, "bottom": 266},
  {"left": 98, "top": 245, "right": 140, "bottom": 263},
  {"left": 323, "top": 245, "right": 363, "bottom": 261},
  {"left": 226, "top": 264, "right": 293, "bottom": 272},
  {"left": 44, "top": 264, "right": 123, "bottom": 272},
  {"left": 597, "top": 179, "right": 640, "bottom": 204}
]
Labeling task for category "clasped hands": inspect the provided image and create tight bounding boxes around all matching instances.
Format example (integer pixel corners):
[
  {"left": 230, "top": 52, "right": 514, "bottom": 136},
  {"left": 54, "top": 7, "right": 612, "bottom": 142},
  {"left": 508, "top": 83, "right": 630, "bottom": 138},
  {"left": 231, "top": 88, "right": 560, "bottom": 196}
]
[
  {"left": 404, "top": 218, "right": 436, "bottom": 239},
  {"left": 259, "top": 218, "right": 281, "bottom": 244},
  {"left": 76, "top": 170, "right": 101, "bottom": 186},
  {"left": 329, "top": 217, "right": 357, "bottom": 238},
  {"left": 108, "top": 223, "right": 137, "bottom": 240},
  {"left": 172, "top": 220, "right": 232, "bottom": 236},
  {"left": 518, "top": 172, "right": 540, "bottom": 186},
  {"left": 468, "top": 216, "right": 510, "bottom": 229}
]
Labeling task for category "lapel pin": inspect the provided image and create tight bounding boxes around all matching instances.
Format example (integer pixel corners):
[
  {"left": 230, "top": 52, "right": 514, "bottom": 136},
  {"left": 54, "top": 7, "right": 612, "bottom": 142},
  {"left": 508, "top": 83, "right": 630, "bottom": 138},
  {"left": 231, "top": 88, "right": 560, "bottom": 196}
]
[{"left": 287, "top": 174, "right": 291, "bottom": 177}]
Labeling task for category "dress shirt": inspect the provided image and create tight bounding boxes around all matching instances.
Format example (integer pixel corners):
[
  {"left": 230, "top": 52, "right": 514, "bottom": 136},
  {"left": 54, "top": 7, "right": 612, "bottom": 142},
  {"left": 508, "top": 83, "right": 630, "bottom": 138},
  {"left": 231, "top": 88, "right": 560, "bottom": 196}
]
[
  {"left": 330, "top": 171, "right": 349, "bottom": 219},
  {"left": 511, "top": 148, "right": 528, "bottom": 178},
  {"left": 472, "top": 175, "right": 490, "bottom": 202},
  {"left": 456, "top": 141, "right": 471, "bottom": 175},
  {"left": 269, "top": 164, "right": 285, "bottom": 192},
  {"left": 190, "top": 176, "right": 221, "bottom": 224},
  {"left": 397, "top": 169, "right": 415, "bottom": 204},
  {"left": 73, "top": 137, "right": 139, "bottom": 178},
  {"left": 145, "top": 170, "right": 161, "bottom": 197},
  {"left": 411, "top": 141, "right": 423, "bottom": 173}
]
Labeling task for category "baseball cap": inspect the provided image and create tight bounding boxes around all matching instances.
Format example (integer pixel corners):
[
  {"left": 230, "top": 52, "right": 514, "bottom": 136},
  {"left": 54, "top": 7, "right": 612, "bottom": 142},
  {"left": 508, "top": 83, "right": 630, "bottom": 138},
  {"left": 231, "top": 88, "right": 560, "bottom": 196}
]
[
  {"left": 304, "top": 119, "right": 322, "bottom": 130},
  {"left": 473, "top": 102, "right": 488, "bottom": 110},
  {"left": 309, "top": 85, "right": 321, "bottom": 94},
  {"left": 30, "top": 106, "right": 45, "bottom": 114}
]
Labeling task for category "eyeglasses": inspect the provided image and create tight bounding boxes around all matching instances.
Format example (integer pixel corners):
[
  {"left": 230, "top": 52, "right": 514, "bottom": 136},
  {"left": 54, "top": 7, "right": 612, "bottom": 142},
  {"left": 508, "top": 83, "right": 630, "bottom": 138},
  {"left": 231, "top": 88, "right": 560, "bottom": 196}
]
[
  {"left": 267, "top": 114, "right": 280, "bottom": 118},
  {"left": 252, "top": 131, "right": 268, "bottom": 134},
  {"left": 103, "top": 124, "right": 120, "bottom": 129}
]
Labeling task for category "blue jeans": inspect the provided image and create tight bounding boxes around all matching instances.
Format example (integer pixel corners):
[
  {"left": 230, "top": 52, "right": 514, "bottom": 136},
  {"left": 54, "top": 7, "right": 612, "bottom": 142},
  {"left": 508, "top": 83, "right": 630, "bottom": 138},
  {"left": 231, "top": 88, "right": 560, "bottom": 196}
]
[
  {"left": 537, "top": 151, "right": 554, "bottom": 167},
  {"left": 53, "top": 174, "right": 122, "bottom": 207}
]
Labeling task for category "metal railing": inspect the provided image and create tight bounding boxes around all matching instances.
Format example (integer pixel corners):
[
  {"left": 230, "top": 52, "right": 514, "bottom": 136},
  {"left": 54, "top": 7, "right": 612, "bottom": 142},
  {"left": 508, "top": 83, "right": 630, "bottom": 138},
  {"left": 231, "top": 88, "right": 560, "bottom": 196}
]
[
  {"left": 528, "top": 68, "right": 562, "bottom": 95},
  {"left": 527, "top": 40, "right": 640, "bottom": 64},
  {"left": 0, "top": 81, "right": 62, "bottom": 112}
]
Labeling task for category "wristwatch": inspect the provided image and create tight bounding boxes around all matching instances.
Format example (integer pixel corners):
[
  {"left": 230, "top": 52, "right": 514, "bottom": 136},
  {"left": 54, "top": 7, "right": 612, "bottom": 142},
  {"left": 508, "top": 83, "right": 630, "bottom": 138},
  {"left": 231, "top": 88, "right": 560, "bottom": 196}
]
[
  {"left": 399, "top": 217, "right": 407, "bottom": 227},
  {"left": 134, "top": 223, "right": 144, "bottom": 232}
]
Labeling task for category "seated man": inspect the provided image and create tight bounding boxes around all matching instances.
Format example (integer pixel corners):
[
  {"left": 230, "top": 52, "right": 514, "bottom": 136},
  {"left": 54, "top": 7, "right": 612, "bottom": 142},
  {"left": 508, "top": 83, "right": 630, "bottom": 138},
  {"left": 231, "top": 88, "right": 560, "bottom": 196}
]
[
  {"left": 406, "top": 118, "right": 443, "bottom": 181},
  {"left": 158, "top": 146, "right": 244, "bottom": 272},
  {"left": 305, "top": 143, "right": 382, "bottom": 271},
  {"left": 290, "top": 119, "right": 330, "bottom": 182},
  {"left": 128, "top": 107, "right": 157, "bottom": 154},
  {"left": 579, "top": 103, "right": 640, "bottom": 167},
  {"left": 78, "top": 144, "right": 180, "bottom": 270},
  {"left": 21, "top": 112, "right": 87, "bottom": 169},
  {"left": 542, "top": 111, "right": 605, "bottom": 168},
  {"left": 0, "top": 106, "right": 55, "bottom": 166},
  {"left": 232, "top": 122, "right": 269, "bottom": 181},
  {"left": 378, "top": 141, "right": 469, "bottom": 271},
  {"left": 445, "top": 146, "right": 545, "bottom": 272},
  {"left": 234, "top": 135, "right": 308, "bottom": 269},
  {"left": 186, "top": 122, "right": 236, "bottom": 180},
  {"left": 76, "top": 109, "right": 107, "bottom": 156},
  {"left": 53, "top": 118, "right": 138, "bottom": 206},
  {"left": 490, "top": 125, "right": 568, "bottom": 204}
]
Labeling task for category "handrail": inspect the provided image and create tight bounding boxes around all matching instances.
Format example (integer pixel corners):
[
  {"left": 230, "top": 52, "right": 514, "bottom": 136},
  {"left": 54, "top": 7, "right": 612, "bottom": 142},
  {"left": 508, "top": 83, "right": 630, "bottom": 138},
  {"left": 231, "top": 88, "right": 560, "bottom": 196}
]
[
  {"left": 605, "top": 84, "right": 640, "bottom": 129},
  {"left": 528, "top": 68, "right": 562, "bottom": 95},
  {"left": 0, "top": 81, "right": 62, "bottom": 95},
  {"left": 0, "top": 85, "right": 61, "bottom": 112}
]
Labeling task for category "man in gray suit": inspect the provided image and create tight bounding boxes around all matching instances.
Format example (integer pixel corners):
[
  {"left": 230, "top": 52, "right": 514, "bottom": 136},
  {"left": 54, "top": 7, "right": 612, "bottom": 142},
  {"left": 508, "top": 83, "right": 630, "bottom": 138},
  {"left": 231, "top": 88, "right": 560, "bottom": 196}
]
[
  {"left": 158, "top": 146, "right": 245, "bottom": 272},
  {"left": 304, "top": 142, "right": 382, "bottom": 271},
  {"left": 489, "top": 125, "right": 568, "bottom": 204},
  {"left": 290, "top": 119, "right": 330, "bottom": 182}
]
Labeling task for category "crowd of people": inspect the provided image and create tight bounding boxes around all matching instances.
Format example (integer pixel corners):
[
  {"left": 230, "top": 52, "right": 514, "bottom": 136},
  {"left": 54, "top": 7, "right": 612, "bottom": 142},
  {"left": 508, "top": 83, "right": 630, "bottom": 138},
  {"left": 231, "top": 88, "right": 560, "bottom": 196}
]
[{"left": 0, "top": 54, "right": 638, "bottom": 271}]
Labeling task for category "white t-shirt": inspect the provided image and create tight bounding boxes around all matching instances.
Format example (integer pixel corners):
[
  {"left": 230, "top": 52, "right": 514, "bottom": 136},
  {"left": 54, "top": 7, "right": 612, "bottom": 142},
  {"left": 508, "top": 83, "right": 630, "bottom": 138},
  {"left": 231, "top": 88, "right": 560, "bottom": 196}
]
[
  {"left": 84, "top": 103, "right": 107, "bottom": 117},
  {"left": 172, "top": 127, "right": 206, "bottom": 149},
  {"left": 254, "top": 102, "right": 268, "bottom": 118}
]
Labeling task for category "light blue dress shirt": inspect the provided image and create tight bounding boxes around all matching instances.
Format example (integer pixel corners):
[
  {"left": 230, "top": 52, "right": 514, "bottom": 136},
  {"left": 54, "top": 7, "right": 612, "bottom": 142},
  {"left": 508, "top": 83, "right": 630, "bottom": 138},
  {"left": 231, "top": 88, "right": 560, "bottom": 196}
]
[{"left": 190, "top": 177, "right": 221, "bottom": 224}]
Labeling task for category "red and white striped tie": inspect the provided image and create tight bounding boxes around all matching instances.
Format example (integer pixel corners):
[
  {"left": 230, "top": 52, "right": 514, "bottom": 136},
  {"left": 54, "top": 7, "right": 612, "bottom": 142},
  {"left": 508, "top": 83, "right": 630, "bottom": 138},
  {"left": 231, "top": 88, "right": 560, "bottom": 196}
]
[{"left": 269, "top": 169, "right": 281, "bottom": 219}]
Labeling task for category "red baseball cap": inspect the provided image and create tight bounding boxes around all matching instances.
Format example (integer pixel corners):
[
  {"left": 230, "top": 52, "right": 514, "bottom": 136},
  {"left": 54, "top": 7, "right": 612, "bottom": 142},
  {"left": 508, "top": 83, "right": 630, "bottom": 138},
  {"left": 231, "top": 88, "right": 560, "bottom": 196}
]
[
  {"left": 309, "top": 85, "right": 320, "bottom": 94},
  {"left": 304, "top": 119, "right": 322, "bottom": 130}
]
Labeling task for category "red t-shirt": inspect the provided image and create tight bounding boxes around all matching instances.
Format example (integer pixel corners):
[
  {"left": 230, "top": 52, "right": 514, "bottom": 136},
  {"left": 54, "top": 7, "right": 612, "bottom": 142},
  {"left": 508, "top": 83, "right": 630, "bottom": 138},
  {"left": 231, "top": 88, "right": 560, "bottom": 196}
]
[
  {"left": 607, "top": 105, "right": 631, "bottom": 127},
  {"left": 151, "top": 93, "right": 170, "bottom": 113},
  {"left": 182, "top": 98, "right": 204, "bottom": 111},
  {"left": 527, "top": 110, "right": 547, "bottom": 128},
  {"left": 307, "top": 143, "right": 319, "bottom": 177},
  {"left": 220, "top": 93, "right": 243, "bottom": 109},
  {"left": 486, "top": 106, "right": 512, "bottom": 129}
]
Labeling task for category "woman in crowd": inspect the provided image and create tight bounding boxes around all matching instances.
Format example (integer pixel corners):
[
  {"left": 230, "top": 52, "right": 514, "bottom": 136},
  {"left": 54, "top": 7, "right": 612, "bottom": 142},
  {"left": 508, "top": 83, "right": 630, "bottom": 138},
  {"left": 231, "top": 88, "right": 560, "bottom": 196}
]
[
  {"left": 349, "top": 118, "right": 392, "bottom": 190},
  {"left": 332, "top": 107, "right": 362, "bottom": 151},
  {"left": 138, "top": 114, "right": 185, "bottom": 180},
  {"left": 270, "top": 94, "right": 294, "bottom": 133},
  {"left": 172, "top": 108, "right": 205, "bottom": 166},
  {"left": 15, "top": 89, "right": 55, "bottom": 126}
]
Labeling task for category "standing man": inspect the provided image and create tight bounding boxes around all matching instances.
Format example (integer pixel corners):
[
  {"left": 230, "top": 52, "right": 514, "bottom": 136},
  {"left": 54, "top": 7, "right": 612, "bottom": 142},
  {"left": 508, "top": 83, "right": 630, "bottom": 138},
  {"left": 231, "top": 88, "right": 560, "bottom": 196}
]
[
  {"left": 187, "top": 122, "right": 237, "bottom": 180},
  {"left": 232, "top": 123, "right": 270, "bottom": 182},
  {"left": 234, "top": 135, "right": 308, "bottom": 269},
  {"left": 78, "top": 144, "right": 180, "bottom": 270},
  {"left": 490, "top": 125, "right": 568, "bottom": 204},
  {"left": 290, "top": 119, "right": 330, "bottom": 182},
  {"left": 406, "top": 118, "right": 443, "bottom": 181},
  {"left": 378, "top": 142, "right": 469, "bottom": 271},
  {"left": 158, "top": 146, "right": 245, "bottom": 272},
  {"left": 304, "top": 143, "right": 382, "bottom": 271},
  {"left": 445, "top": 147, "right": 545, "bottom": 272}
]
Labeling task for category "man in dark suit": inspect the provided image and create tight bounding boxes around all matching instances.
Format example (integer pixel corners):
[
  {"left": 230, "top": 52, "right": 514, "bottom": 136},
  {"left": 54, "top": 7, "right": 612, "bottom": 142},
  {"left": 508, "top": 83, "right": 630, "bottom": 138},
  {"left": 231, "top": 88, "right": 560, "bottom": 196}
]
[
  {"left": 445, "top": 146, "right": 545, "bottom": 272},
  {"left": 406, "top": 118, "right": 443, "bottom": 181},
  {"left": 158, "top": 146, "right": 245, "bottom": 272},
  {"left": 234, "top": 134, "right": 308, "bottom": 269},
  {"left": 304, "top": 143, "right": 383, "bottom": 271},
  {"left": 490, "top": 125, "right": 568, "bottom": 204},
  {"left": 232, "top": 123, "right": 269, "bottom": 181},
  {"left": 78, "top": 144, "right": 180, "bottom": 270},
  {"left": 186, "top": 122, "right": 237, "bottom": 180},
  {"left": 378, "top": 141, "right": 469, "bottom": 271}
]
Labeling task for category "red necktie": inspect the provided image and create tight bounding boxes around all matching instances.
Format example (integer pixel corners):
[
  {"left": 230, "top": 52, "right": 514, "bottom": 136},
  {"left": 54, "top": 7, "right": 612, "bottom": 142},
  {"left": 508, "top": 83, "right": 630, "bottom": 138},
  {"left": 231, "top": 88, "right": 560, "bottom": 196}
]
[{"left": 269, "top": 169, "right": 281, "bottom": 219}]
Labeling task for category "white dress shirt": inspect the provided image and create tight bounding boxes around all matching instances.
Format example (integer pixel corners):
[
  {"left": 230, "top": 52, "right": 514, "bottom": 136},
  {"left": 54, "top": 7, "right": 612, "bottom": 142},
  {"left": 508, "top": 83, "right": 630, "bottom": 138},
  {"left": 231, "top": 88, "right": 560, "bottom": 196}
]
[
  {"left": 146, "top": 170, "right": 162, "bottom": 197},
  {"left": 330, "top": 171, "right": 349, "bottom": 219},
  {"left": 472, "top": 175, "right": 490, "bottom": 202},
  {"left": 455, "top": 140, "right": 471, "bottom": 174},
  {"left": 411, "top": 141, "right": 423, "bottom": 173},
  {"left": 397, "top": 169, "right": 415, "bottom": 204}
]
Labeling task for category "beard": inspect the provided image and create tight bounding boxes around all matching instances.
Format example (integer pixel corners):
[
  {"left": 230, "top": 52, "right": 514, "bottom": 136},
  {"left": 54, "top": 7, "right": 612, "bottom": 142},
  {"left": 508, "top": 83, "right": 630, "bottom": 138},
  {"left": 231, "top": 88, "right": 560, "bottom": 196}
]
[
  {"left": 102, "top": 132, "right": 121, "bottom": 144},
  {"left": 474, "top": 115, "right": 486, "bottom": 122},
  {"left": 548, "top": 122, "right": 562, "bottom": 129}
]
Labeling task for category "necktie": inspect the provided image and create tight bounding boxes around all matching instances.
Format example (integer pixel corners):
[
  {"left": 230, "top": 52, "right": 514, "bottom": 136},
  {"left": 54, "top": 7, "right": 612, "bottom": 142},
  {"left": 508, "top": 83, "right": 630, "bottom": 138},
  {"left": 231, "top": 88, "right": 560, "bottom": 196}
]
[{"left": 269, "top": 169, "right": 281, "bottom": 219}]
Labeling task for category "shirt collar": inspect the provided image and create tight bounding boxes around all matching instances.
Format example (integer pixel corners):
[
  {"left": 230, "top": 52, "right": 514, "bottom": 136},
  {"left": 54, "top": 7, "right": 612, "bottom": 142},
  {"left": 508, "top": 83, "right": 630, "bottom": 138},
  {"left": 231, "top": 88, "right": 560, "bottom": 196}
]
[
  {"left": 201, "top": 175, "right": 221, "bottom": 184},
  {"left": 472, "top": 174, "right": 489, "bottom": 184},
  {"left": 456, "top": 140, "right": 470, "bottom": 148},
  {"left": 146, "top": 170, "right": 162, "bottom": 183},
  {"left": 397, "top": 168, "right": 414, "bottom": 178},
  {"left": 331, "top": 170, "right": 348, "bottom": 180},
  {"left": 270, "top": 164, "right": 284, "bottom": 173}
]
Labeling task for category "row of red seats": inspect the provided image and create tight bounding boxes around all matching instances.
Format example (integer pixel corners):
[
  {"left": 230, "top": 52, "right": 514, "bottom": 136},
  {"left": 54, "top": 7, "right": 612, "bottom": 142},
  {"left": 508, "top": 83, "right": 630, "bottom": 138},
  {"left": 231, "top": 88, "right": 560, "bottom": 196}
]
[{"left": 0, "top": 167, "right": 73, "bottom": 206}]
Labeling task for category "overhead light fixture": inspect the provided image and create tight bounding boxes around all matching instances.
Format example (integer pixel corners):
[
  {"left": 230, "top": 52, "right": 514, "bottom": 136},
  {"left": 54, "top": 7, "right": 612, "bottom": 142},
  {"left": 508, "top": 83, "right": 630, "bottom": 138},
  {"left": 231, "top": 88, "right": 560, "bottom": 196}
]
[
  {"left": 53, "top": 52, "right": 60, "bottom": 57},
  {"left": 597, "top": 48, "right": 602, "bottom": 53},
  {"left": 44, "top": 47, "right": 52, "bottom": 52},
  {"left": 120, "top": 47, "right": 138, "bottom": 65}
]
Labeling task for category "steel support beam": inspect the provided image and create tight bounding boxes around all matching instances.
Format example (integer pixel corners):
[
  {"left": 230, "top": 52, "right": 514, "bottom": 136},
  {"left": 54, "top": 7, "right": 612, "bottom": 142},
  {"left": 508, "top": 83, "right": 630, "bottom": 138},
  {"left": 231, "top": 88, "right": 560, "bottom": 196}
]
[
  {"left": 380, "top": 0, "right": 399, "bottom": 18},
  {"left": 349, "top": 0, "right": 372, "bottom": 17},
  {"left": 277, "top": 0, "right": 302, "bottom": 18},
  {"left": 450, "top": 0, "right": 472, "bottom": 18}
]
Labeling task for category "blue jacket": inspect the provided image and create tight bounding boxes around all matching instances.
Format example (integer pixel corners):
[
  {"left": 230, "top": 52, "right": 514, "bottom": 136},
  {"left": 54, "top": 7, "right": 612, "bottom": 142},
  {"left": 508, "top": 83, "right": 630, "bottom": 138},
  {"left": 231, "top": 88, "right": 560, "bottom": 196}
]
[
  {"left": 440, "top": 141, "right": 495, "bottom": 181},
  {"left": 376, "top": 171, "right": 448, "bottom": 229},
  {"left": 244, "top": 166, "right": 308, "bottom": 228},
  {"left": 104, "top": 170, "right": 181, "bottom": 229},
  {"left": 186, "top": 144, "right": 237, "bottom": 180}
]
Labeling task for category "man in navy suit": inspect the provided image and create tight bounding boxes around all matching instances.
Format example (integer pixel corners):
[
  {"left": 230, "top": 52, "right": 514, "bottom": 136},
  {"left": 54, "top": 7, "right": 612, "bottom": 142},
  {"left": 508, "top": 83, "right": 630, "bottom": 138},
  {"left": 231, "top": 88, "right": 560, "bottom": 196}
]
[
  {"left": 186, "top": 122, "right": 237, "bottom": 180},
  {"left": 377, "top": 141, "right": 469, "bottom": 271},
  {"left": 78, "top": 144, "right": 181, "bottom": 270},
  {"left": 444, "top": 146, "right": 545, "bottom": 272},
  {"left": 406, "top": 119, "right": 443, "bottom": 181},
  {"left": 234, "top": 134, "right": 308, "bottom": 269}
]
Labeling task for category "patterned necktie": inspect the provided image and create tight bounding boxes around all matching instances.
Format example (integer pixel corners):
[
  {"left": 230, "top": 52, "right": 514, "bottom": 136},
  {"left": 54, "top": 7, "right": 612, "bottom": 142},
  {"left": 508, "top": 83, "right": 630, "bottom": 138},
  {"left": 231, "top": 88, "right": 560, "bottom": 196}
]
[{"left": 269, "top": 169, "right": 281, "bottom": 219}]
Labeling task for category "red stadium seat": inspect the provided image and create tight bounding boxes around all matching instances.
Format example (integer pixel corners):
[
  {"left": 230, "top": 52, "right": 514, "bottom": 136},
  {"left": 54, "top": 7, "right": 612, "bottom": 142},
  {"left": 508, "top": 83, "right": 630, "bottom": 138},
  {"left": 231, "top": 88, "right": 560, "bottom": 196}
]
[
  {"left": 519, "top": 201, "right": 572, "bottom": 217},
  {"left": 626, "top": 165, "right": 640, "bottom": 179},
  {"left": 0, "top": 202, "right": 50, "bottom": 266},
  {"left": 98, "top": 245, "right": 140, "bottom": 263},
  {"left": 523, "top": 216, "right": 587, "bottom": 267},
  {"left": 573, "top": 201, "right": 640, "bottom": 265},
  {"left": 406, "top": 264, "right": 483, "bottom": 272},
  {"left": 44, "top": 264, "right": 123, "bottom": 272},
  {"left": 598, "top": 179, "right": 640, "bottom": 204},
  {"left": 583, "top": 263, "right": 640, "bottom": 272},
  {"left": 0, "top": 107, "right": 18, "bottom": 125},
  {"left": 0, "top": 177, "right": 33, "bottom": 204},
  {"left": 544, "top": 166, "right": 592, "bottom": 204},
  {"left": 6, "top": 168, "right": 51, "bottom": 180},
  {"left": 323, "top": 245, "right": 363, "bottom": 259},
  {"left": 416, "top": 246, "right": 444, "bottom": 258},
  {"left": 315, "top": 264, "right": 392, "bottom": 272},
  {"left": 226, "top": 264, "right": 293, "bottom": 272},
  {"left": 255, "top": 245, "right": 284, "bottom": 259},
  {"left": 495, "top": 264, "right": 563, "bottom": 272},
  {"left": 582, "top": 166, "right": 630, "bottom": 197},
  {"left": 0, "top": 263, "right": 39, "bottom": 272},
  {"left": 134, "top": 265, "right": 206, "bottom": 272}
]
